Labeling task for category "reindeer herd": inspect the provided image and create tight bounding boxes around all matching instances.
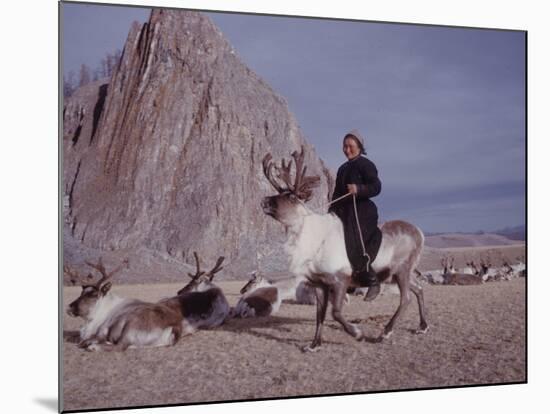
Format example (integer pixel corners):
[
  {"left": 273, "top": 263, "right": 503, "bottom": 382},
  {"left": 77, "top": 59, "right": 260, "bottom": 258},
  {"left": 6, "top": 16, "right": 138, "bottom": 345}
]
[
  {"left": 64, "top": 147, "right": 525, "bottom": 353},
  {"left": 65, "top": 254, "right": 227, "bottom": 352},
  {"left": 419, "top": 253, "right": 526, "bottom": 286},
  {"left": 65, "top": 253, "right": 318, "bottom": 352}
]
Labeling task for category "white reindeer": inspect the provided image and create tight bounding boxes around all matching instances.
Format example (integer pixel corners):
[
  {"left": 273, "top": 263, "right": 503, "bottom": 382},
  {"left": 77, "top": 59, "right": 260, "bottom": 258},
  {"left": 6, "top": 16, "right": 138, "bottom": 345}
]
[
  {"left": 66, "top": 258, "right": 187, "bottom": 352},
  {"left": 511, "top": 256, "right": 526, "bottom": 277},
  {"left": 462, "top": 254, "right": 517, "bottom": 283},
  {"left": 230, "top": 272, "right": 299, "bottom": 318},
  {"left": 160, "top": 252, "right": 230, "bottom": 330},
  {"left": 462, "top": 260, "right": 477, "bottom": 275},
  {"left": 499, "top": 256, "right": 526, "bottom": 280},
  {"left": 261, "top": 147, "right": 428, "bottom": 352}
]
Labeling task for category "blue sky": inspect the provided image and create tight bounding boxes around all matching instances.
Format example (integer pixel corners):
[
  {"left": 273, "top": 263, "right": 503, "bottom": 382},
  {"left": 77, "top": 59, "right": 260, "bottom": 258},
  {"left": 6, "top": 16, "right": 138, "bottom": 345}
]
[
  {"left": 62, "top": 2, "right": 526, "bottom": 233},
  {"left": 62, "top": 3, "right": 150, "bottom": 76}
]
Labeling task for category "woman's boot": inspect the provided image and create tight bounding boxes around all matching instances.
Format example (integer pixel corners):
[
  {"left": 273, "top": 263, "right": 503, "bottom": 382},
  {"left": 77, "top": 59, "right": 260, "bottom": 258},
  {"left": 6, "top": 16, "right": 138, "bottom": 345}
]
[{"left": 352, "top": 269, "right": 380, "bottom": 301}]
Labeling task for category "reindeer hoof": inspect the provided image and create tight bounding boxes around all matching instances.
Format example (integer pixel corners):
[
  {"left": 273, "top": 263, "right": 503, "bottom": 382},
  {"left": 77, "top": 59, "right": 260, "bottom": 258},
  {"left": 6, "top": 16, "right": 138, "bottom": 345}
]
[
  {"left": 351, "top": 325, "right": 364, "bottom": 341},
  {"left": 78, "top": 339, "right": 93, "bottom": 349},
  {"left": 414, "top": 326, "right": 429, "bottom": 335},
  {"left": 301, "top": 344, "right": 321, "bottom": 353},
  {"left": 84, "top": 343, "right": 101, "bottom": 352},
  {"left": 379, "top": 330, "right": 393, "bottom": 341}
]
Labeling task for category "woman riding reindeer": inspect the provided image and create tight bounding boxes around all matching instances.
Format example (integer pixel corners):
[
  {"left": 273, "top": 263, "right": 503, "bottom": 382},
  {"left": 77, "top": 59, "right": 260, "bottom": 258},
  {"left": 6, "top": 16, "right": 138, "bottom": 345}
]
[{"left": 329, "top": 130, "right": 382, "bottom": 301}]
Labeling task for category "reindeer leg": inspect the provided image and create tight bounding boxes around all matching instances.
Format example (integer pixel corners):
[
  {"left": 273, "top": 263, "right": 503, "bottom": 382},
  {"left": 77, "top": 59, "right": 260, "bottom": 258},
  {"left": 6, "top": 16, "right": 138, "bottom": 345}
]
[
  {"left": 302, "top": 285, "right": 329, "bottom": 353},
  {"left": 85, "top": 341, "right": 130, "bottom": 352},
  {"left": 380, "top": 273, "right": 411, "bottom": 340},
  {"left": 78, "top": 328, "right": 112, "bottom": 349},
  {"left": 330, "top": 282, "right": 364, "bottom": 341},
  {"left": 78, "top": 336, "right": 99, "bottom": 349},
  {"left": 409, "top": 279, "right": 429, "bottom": 334},
  {"left": 79, "top": 332, "right": 126, "bottom": 352},
  {"left": 84, "top": 320, "right": 132, "bottom": 352},
  {"left": 170, "top": 324, "right": 183, "bottom": 346}
]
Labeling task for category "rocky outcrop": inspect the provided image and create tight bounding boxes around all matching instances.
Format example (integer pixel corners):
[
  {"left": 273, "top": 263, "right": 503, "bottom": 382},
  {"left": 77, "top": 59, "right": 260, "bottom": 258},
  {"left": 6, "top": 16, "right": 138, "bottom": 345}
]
[{"left": 63, "top": 9, "right": 333, "bottom": 281}]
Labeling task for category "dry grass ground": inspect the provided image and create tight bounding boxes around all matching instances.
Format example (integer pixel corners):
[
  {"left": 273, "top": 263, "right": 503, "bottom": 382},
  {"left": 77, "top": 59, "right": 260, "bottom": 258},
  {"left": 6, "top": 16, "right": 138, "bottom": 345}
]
[{"left": 62, "top": 277, "right": 526, "bottom": 412}]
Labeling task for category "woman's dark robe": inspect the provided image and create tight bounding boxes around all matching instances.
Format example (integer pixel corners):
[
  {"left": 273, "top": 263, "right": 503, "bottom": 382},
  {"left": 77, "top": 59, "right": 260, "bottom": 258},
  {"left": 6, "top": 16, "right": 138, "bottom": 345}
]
[{"left": 329, "top": 155, "right": 382, "bottom": 272}]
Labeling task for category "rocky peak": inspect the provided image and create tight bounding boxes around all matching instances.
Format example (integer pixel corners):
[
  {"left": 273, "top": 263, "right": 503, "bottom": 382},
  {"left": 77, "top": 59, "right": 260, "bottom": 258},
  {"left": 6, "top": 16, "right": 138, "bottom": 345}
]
[{"left": 63, "top": 9, "right": 333, "bottom": 281}]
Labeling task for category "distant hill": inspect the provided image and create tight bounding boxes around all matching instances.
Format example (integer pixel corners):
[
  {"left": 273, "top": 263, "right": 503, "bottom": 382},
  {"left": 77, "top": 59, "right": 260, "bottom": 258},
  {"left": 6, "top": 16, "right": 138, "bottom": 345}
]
[
  {"left": 424, "top": 232, "right": 524, "bottom": 248},
  {"left": 493, "top": 225, "right": 526, "bottom": 241}
]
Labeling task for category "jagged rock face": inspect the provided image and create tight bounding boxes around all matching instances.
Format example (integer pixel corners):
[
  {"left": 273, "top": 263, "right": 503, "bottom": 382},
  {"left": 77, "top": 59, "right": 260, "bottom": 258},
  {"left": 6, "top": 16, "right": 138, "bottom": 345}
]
[
  {"left": 63, "top": 79, "right": 109, "bottom": 209},
  {"left": 63, "top": 9, "right": 333, "bottom": 278}
]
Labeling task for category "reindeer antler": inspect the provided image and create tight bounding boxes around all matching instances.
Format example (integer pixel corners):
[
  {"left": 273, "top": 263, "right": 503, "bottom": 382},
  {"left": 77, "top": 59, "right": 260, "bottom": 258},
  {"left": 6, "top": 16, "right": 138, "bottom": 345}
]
[
  {"left": 291, "top": 147, "right": 320, "bottom": 201},
  {"left": 262, "top": 146, "right": 320, "bottom": 201},
  {"left": 262, "top": 154, "right": 286, "bottom": 194},
  {"left": 85, "top": 257, "right": 129, "bottom": 287},
  {"left": 63, "top": 265, "right": 93, "bottom": 285},
  {"left": 480, "top": 253, "right": 491, "bottom": 268},
  {"left": 188, "top": 251, "right": 206, "bottom": 279},
  {"left": 276, "top": 157, "right": 294, "bottom": 191},
  {"left": 207, "top": 256, "right": 225, "bottom": 281}
]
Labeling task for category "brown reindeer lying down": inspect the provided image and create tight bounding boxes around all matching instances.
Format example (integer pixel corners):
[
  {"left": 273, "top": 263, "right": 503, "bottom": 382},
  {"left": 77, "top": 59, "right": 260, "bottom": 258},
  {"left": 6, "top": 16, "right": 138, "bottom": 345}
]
[
  {"left": 66, "top": 258, "right": 190, "bottom": 352},
  {"left": 67, "top": 253, "right": 231, "bottom": 352}
]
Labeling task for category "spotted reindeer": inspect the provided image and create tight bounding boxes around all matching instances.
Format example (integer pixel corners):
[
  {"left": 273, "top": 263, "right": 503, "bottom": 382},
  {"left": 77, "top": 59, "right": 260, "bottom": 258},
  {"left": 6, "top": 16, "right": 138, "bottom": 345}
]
[
  {"left": 160, "top": 252, "right": 230, "bottom": 330},
  {"left": 230, "top": 271, "right": 299, "bottom": 318}
]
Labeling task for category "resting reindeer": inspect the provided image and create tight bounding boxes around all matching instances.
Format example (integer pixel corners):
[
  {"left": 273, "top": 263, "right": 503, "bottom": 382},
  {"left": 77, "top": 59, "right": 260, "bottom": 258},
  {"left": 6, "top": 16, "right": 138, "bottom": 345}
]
[
  {"left": 464, "top": 255, "right": 499, "bottom": 282},
  {"left": 509, "top": 256, "right": 526, "bottom": 278},
  {"left": 463, "top": 260, "right": 478, "bottom": 275},
  {"left": 230, "top": 272, "right": 298, "bottom": 318},
  {"left": 261, "top": 147, "right": 428, "bottom": 352},
  {"left": 441, "top": 255, "right": 458, "bottom": 275},
  {"left": 500, "top": 257, "right": 526, "bottom": 280},
  {"left": 441, "top": 255, "right": 484, "bottom": 285},
  {"left": 442, "top": 271, "right": 483, "bottom": 286},
  {"left": 66, "top": 258, "right": 186, "bottom": 352},
  {"left": 160, "top": 252, "right": 230, "bottom": 330}
]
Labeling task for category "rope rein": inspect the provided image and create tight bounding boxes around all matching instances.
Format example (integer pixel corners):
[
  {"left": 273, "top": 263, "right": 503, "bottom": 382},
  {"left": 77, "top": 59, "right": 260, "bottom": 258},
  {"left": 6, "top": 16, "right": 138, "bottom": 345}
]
[
  {"left": 325, "top": 192, "right": 352, "bottom": 207},
  {"left": 352, "top": 193, "right": 371, "bottom": 271},
  {"left": 295, "top": 191, "right": 351, "bottom": 213}
]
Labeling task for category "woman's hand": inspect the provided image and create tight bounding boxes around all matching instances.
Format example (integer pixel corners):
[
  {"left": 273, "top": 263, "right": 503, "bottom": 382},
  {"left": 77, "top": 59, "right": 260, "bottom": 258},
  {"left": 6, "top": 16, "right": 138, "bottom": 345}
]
[{"left": 347, "top": 184, "right": 358, "bottom": 195}]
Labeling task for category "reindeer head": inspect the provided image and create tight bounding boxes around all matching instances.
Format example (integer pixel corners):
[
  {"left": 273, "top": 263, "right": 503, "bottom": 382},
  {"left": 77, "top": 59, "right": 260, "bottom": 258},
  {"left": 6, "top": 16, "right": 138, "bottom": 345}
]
[
  {"left": 480, "top": 254, "right": 491, "bottom": 276},
  {"left": 441, "top": 255, "right": 455, "bottom": 274},
  {"left": 465, "top": 259, "right": 480, "bottom": 275},
  {"left": 239, "top": 271, "right": 271, "bottom": 295},
  {"left": 177, "top": 252, "right": 225, "bottom": 295},
  {"left": 66, "top": 258, "right": 129, "bottom": 320},
  {"left": 502, "top": 259, "right": 513, "bottom": 274},
  {"left": 261, "top": 146, "right": 320, "bottom": 226},
  {"left": 449, "top": 256, "right": 456, "bottom": 272}
]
